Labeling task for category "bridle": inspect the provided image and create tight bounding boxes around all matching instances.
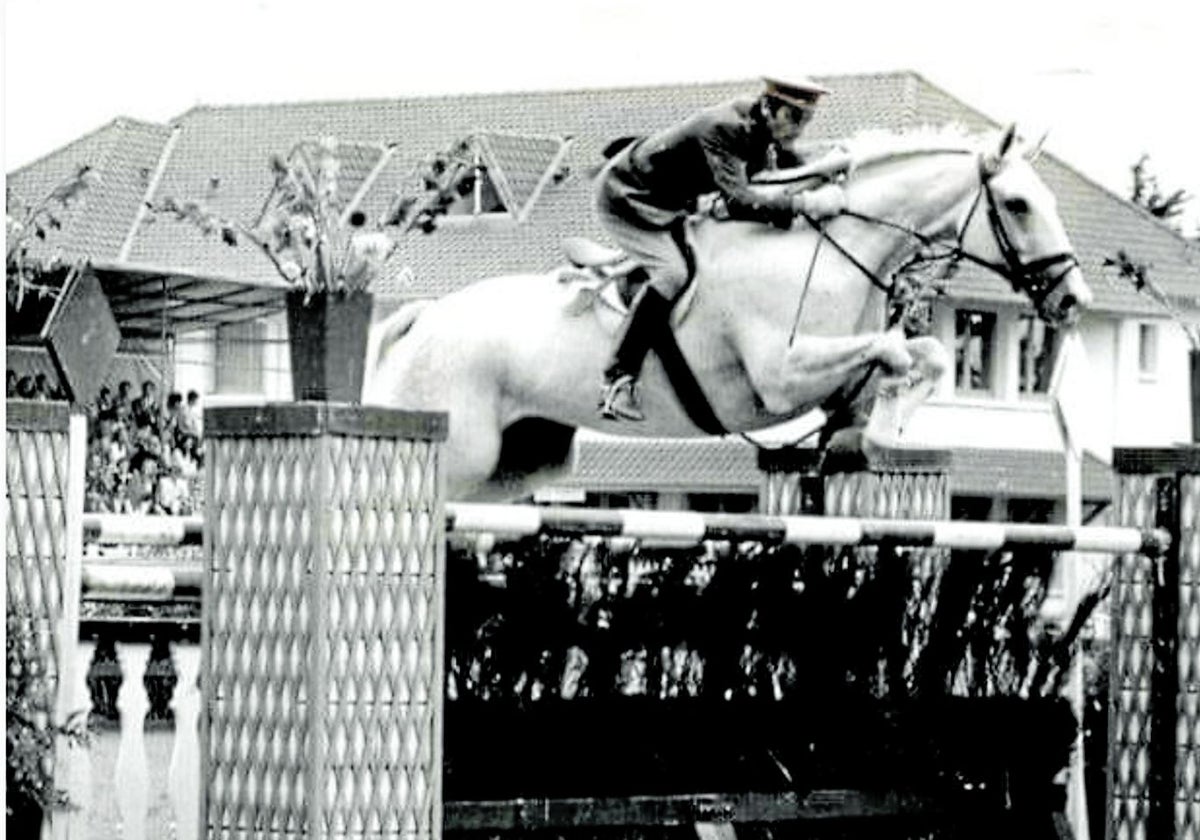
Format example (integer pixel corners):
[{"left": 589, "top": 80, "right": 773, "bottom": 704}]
[
  {"left": 950, "top": 155, "right": 1080, "bottom": 311},
  {"left": 803, "top": 151, "right": 1081, "bottom": 317}
]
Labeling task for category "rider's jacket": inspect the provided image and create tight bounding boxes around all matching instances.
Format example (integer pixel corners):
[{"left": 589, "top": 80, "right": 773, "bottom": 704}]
[{"left": 600, "top": 96, "right": 800, "bottom": 231}]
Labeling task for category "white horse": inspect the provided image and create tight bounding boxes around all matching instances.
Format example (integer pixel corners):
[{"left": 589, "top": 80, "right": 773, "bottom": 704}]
[{"left": 367, "top": 125, "right": 1092, "bottom": 501}]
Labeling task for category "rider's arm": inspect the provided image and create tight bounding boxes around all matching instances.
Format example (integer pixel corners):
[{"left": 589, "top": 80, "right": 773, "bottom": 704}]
[{"left": 700, "top": 121, "right": 795, "bottom": 229}]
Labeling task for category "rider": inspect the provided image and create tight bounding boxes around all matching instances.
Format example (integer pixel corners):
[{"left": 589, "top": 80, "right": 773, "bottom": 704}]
[{"left": 596, "top": 76, "right": 848, "bottom": 422}]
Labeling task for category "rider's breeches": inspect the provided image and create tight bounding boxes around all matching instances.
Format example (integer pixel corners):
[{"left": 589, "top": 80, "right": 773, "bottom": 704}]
[{"left": 595, "top": 193, "right": 690, "bottom": 300}]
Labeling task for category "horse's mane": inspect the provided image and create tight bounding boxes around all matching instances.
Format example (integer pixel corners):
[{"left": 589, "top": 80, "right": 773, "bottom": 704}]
[
  {"left": 839, "top": 124, "right": 996, "bottom": 170},
  {"left": 759, "top": 125, "right": 1002, "bottom": 186}
]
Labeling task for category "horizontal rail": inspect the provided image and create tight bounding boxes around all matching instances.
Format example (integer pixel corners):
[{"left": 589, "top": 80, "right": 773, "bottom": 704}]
[
  {"left": 447, "top": 504, "right": 1171, "bottom": 557},
  {"left": 83, "top": 513, "right": 203, "bottom": 546},
  {"left": 82, "top": 561, "right": 201, "bottom": 601},
  {"left": 80, "top": 506, "right": 1171, "bottom": 557}
]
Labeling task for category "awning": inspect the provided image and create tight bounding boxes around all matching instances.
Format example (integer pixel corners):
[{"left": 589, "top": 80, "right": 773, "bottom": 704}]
[{"left": 92, "top": 262, "right": 289, "bottom": 338}]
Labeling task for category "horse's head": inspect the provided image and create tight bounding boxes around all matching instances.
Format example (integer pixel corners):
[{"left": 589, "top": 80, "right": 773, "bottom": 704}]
[{"left": 958, "top": 125, "right": 1092, "bottom": 325}]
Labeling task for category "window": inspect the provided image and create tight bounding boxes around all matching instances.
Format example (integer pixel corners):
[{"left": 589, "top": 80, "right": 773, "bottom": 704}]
[
  {"left": 1006, "top": 498, "right": 1056, "bottom": 524},
  {"left": 954, "top": 310, "right": 997, "bottom": 394},
  {"left": 686, "top": 493, "right": 758, "bottom": 514},
  {"left": 586, "top": 492, "right": 659, "bottom": 510},
  {"left": 441, "top": 132, "right": 572, "bottom": 222},
  {"left": 444, "top": 150, "right": 507, "bottom": 216},
  {"left": 951, "top": 496, "right": 993, "bottom": 521},
  {"left": 215, "top": 321, "right": 265, "bottom": 394},
  {"left": 1138, "top": 323, "right": 1159, "bottom": 378},
  {"left": 1017, "top": 315, "right": 1059, "bottom": 395}
]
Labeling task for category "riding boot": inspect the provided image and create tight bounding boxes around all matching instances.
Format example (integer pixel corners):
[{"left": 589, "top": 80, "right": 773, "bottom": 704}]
[{"left": 599, "top": 285, "right": 674, "bottom": 421}]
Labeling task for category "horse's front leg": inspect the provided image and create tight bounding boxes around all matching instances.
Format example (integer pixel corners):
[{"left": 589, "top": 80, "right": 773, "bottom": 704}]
[
  {"left": 863, "top": 335, "right": 950, "bottom": 443},
  {"left": 744, "top": 327, "right": 915, "bottom": 415}
]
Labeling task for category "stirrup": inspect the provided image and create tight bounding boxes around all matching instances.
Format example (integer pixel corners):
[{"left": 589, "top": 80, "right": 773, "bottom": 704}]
[{"left": 598, "top": 374, "right": 644, "bottom": 422}]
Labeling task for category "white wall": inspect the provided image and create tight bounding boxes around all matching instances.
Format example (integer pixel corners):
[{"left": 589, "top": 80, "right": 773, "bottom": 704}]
[
  {"left": 172, "top": 328, "right": 216, "bottom": 397},
  {"left": 903, "top": 305, "right": 1190, "bottom": 453},
  {"left": 1111, "top": 316, "right": 1194, "bottom": 446}
]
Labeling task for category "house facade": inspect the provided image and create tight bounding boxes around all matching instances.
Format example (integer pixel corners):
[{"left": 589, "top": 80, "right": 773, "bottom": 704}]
[{"left": 8, "top": 72, "right": 1199, "bottom": 519}]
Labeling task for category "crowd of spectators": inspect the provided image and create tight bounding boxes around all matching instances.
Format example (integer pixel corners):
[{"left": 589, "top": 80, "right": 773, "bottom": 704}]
[
  {"left": 9, "top": 371, "right": 206, "bottom": 514},
  {"left": 83, "top": 380, "right": 204, "bottom": 514}
]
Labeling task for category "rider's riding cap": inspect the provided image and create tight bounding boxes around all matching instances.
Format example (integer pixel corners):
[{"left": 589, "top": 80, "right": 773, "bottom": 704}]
[{"left": 761, "top": 76, "right": 829, "bottom": 109}]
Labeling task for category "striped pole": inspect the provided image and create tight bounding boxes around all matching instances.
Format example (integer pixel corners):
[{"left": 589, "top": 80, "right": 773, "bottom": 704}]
[
  {"left": 445, "top": 504, "right": 1170, "bottom": 557},
  {"left": 81, "top": 506, "right": 1170, "bottom": 557}
]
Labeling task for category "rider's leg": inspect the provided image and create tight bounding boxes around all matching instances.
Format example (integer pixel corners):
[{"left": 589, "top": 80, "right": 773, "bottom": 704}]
[
  {"left": 599, "top": 283, "right": 675, "bottom": 421},
  {"left": 593, "top": 213, "right": 690, "bottom": 421}
]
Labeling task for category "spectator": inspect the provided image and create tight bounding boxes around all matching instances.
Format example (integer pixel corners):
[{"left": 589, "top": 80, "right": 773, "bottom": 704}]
[
  {"left": 133, "top": 379, "right": 161, "bottom": 431},
  {"left": 114, "top": 380, "right": 134, "bottom": 423},
  {"left": 121, "top": 450, "right": 161, "bottom": 514},
  {"left": 180, "top": 390, "right": 202, "bottom": 438},
  {"left": 95, "top": 385, "right": 113, "bottom": 415},
  {"left": 164, "top": 392, "right": 184, "bottom": 440},
  {"left": 7, "top": 369, "right": 17, "bottom": 397},
  {"left": 16, "top": 376, "right": 36, "bottom": 399}
]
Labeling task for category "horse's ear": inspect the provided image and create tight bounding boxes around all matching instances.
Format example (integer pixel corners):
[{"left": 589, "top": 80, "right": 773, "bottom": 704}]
[
  {"left": 1024, "top": 129, "right": 1050, "bottom": 163},
  {"left": 997, "top": 123, "right": 1018, "bottom": 157}
]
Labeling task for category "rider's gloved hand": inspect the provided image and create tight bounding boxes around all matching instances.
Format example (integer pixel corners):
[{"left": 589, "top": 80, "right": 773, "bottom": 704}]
[{"left": 791, "top": 183, "right": 847, "bottom": 220}]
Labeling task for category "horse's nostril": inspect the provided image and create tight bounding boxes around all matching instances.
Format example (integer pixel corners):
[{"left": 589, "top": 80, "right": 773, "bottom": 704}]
[{"left": 1059, "top": 294, "right": 1077, "bottom": 313}]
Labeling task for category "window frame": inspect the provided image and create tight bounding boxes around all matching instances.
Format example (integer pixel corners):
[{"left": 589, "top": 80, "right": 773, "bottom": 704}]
[
  {"left": 953, "top": 308, "right": 1000, "bottom": 397},
  {"left": 1137, "top": 322, "right": 1160, "bottom": 381}
]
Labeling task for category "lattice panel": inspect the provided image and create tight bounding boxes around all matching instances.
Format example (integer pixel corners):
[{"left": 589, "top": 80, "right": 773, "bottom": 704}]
[
  {"left": 6, "top": 423, "right": 71, "bottom": 712},
  {"left": 1112, "top": 473, "right": 1159, "bottom": 840},
  {"left": 1179, "top": 475, "right": 1200, "bottom": 839},
  {"left": 205, "top": 429, "right": 444, "bottom": 840},
  {"left": 824, "top": 468, "right": 950, "bottom": 698}
]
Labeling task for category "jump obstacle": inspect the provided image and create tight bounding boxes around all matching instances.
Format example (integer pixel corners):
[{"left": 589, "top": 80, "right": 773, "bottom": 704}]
[{"left": 9, "top": 400, "right": 1200, "bottom": 840}]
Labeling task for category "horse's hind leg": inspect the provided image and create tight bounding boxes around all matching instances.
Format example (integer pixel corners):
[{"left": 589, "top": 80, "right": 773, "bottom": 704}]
[{"left": 478, "top": 417, "right": 578, "bottom": 502}]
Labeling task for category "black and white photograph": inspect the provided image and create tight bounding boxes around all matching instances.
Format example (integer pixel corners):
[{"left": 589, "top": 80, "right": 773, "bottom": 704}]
[{"left": 5, "top": 1, "right": 1198, "bottom": 838}]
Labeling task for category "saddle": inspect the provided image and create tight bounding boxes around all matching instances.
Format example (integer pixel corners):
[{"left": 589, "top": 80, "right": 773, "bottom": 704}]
[{"left": 556, "top": 234, "right": 699, "bottom": 330}]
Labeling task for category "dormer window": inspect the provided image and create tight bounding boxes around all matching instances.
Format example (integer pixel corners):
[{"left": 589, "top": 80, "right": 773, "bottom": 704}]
[{"left": 440, "top": 132, "right": 572, "bottom": 222}]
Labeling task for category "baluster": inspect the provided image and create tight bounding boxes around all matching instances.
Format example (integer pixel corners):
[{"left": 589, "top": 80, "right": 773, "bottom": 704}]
[
  {"left": 142, "top": 637, "right": 179, "bottom": 839},
  {"left": 86, "top": 634, "right": 122, "bottom": 726},
  {"left": 114, "top": 642, "right": 150, "bottom": 840},
  {"left": 85, "top": 633, "right": 124, "bottom": 838},
  {"left": 168, "top": 643, "right": 202, "bottom": 840},
  {"left": 62, "top": 640, "right": 95, "bottom": 840}
]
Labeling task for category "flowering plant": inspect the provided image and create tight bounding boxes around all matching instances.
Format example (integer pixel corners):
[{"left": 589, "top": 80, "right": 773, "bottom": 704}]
[
  {"left": 6, "top": 165, "right": 99, "bottom": 311},
  {"left": 6, "top": 612, "right": 89, "bottom": 819},
  {"left": 147, "top": 137, "right": 478, "bottom": 300},
  {"left": 1105, "top": 248, "right": 1200, "bottom": 350}
]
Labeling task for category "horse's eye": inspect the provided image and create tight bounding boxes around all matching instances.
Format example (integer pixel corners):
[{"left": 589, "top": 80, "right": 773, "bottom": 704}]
[{"left": 1004, "top": 197, "right": 1030, "bottom": 214}]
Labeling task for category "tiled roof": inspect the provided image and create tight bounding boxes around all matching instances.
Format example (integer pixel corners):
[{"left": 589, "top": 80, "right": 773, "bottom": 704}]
[
  {"left": 8, "top": 71, "right": 1198, "bottom": 324},
  {"left": 8, "top": 118, "right": 175, "bottom": 266},
  {"left": 559, "top": 435, "right": 762, "bottom": 492},
  {"left": 559, "top": 436, "right": 1114, "bottom": 500}
]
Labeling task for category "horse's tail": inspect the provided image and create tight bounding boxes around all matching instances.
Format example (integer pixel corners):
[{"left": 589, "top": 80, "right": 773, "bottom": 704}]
[{"left": 368, "top": 299, "right": 432, "bottom": 382}]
